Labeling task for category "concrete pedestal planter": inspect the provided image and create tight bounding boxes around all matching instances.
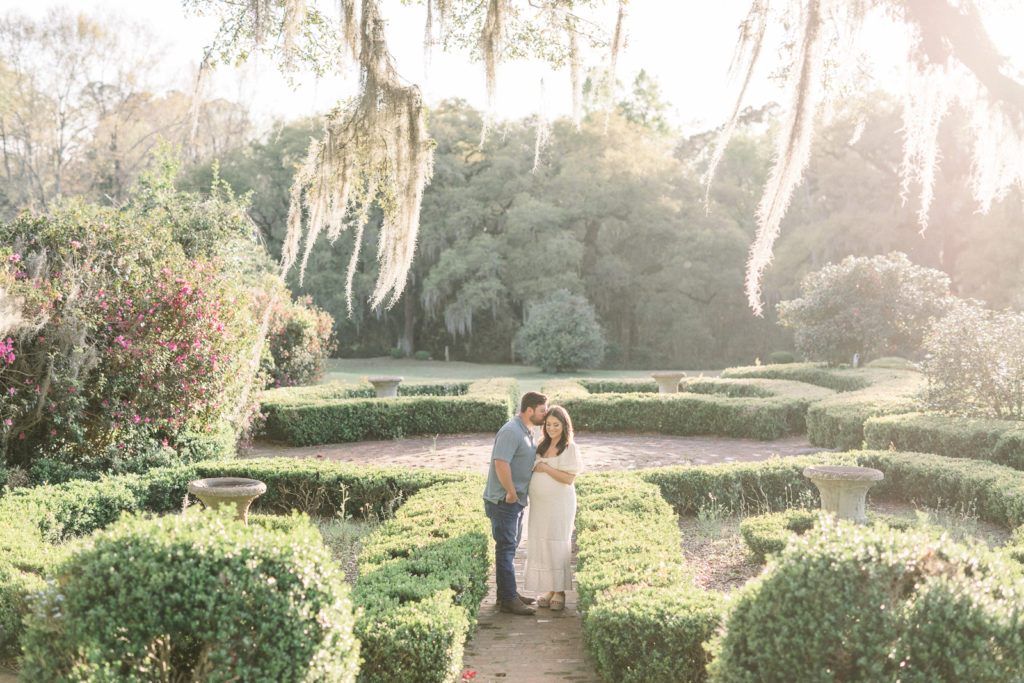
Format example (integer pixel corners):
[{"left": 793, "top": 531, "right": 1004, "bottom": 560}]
[
  {"left": 802, "top": 465, "right": 883, "bottom": 524},
  {"left": 187, "top": 477, "right": 267, "bottom": 525},
  {"left": 650, "top": 371, "right": 686, "bottom": 394},
  {"left": 369, "top": 376, "right": 403, "bottom": 398}
]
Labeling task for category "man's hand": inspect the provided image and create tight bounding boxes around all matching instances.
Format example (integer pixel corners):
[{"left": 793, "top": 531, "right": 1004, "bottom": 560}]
[{"left": 504, "top": 489, "right": 519, "bottom": 504}]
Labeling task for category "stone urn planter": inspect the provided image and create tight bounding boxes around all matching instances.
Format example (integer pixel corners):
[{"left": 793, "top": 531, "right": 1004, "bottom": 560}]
[
  {"left": 187, "top": 477, "right": 267, "bottom": 525},
  {"left": 369, "top": 376, "right": 403, "bottom": 398},
  {"left": 802, "top": 465, "right": 883, "bottom": 524},
  {"left": 650, "top": 371, "right": 686, "bottom": 394}
]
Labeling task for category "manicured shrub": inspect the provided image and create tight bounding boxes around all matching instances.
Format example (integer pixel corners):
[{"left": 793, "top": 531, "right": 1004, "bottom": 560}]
[
  {"left": 738, "top": 508, "right": 818, "bottom": 561},
  {"left": 389, "top": 347, "right": 406, "bottom": 358},
  {"left": 767, "top": 351, "right": 795, "bottom": 364},
  {"left": 920, "top": 299, "right": 1024, "bottom": 419},
  {"left": 865, "top": 355, "right": 916, "bottom": 370},
  {"left": 710, "top": 521, "right": 1024, "bottom": 682},
  {"left": 721, "top": 362, "right": 869, "bottom": 392},
  {"left": 575, "top": 474, "right": 722, "bottom": 683},
  {"left": 413, "top": 350, "right": 431, "bottom": 360},
  {"left": 776, "top": 252, "right": 953, "bottom": 365},
  {"left": 863, "top": 412, "right": 1024, "bottom": 469},
  {"left": 547, "top": 377, "right": 833, "bottom": 440},
  {"left": 261, "top": 378, "right": 517, "bottom": 446},
  {"left": 804, "top": 369, "right": 923, "bottom": 449},
  {"left": 514, "top": 289, "right": 605, "bottom": 372},
  {"left": 263, "top": 292, "right": 337, "bottom": 388},
  {"left": 352, "top": 478, "right": 490, "bottom": 682},
  {"left": 20, "top": 510, "right": 359, "bottom": 682}
]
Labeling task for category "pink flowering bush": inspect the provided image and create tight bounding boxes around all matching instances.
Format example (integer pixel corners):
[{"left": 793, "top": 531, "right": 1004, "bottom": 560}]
[
  {"left": 0, "top": 193, "right": 266, "bottom": 482},
  {"left": 262, "top": 293, "right": 337, "bottom": 388}
]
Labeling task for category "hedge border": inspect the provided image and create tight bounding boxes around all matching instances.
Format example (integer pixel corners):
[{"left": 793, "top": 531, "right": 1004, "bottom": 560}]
[
  {"left": 543, "top": 377, "right": 835, "bottom": 440},
  {"left": 721, "top": 364, "right": 924, "bottom": 450},
  {"left": 864, "top": 412, "right": 1024, "bottom": 470},
  {"left": 0, "top": 459, "right": 478, "bottom": 680},
  {"left": 261, "top": 377, "right": 519, "bottom": 446}
]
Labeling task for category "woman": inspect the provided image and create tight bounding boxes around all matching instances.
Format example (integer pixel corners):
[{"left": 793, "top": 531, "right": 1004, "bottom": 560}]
[{"left": 524, "top": 405, "right": 583, "bottom": 611}]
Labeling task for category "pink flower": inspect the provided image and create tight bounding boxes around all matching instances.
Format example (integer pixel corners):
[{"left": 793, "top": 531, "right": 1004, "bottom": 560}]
[
  {"left": 71, "top": 240, "right": 82, "bottom": 249},
  {"left": 8, "top": 254, "right": 20, "bottom": 262},
  {"left": 132, "top": 415, "right": 141, "bottom": 424},
  {"left": 4, "top": 419, "right": 11, "bottom": 426}
]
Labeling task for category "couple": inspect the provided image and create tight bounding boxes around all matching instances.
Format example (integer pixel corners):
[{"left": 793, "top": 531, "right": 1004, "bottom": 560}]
[{"left": 482, "top": 391, "right": 583, "bottom": 615}]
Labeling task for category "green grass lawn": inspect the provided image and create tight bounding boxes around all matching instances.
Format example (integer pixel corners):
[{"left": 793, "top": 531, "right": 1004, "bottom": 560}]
[{"left": 322, "top": 357, "right": 720, "bottom": 393}]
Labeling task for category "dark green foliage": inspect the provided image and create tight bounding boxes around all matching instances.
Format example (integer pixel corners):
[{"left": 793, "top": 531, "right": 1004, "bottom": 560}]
[
  {"left": 767, "top": 351, "right": 795, "bottom": 364},
  {"left": 548, "top": 377, "right": 833, "bottom": 439},
  {"left": 579, "top": 379, "right": 658, "bottom": 393},
  {"left": 352, "top": 478, "right": 490, "bottom": 683},
  {"left": 20, "top": 511, "right": 359, "bottom": 682},
  {"left": 776, "top": 252, "right": 953, "bottom": 365},
  {"left": 263, "top": 293, "right": 337, "bottom": 388},
  {"left": 864, "top": 412, "right": 1024, "bottom": 469},
  {"left": 514, "top": 289, "right": 606, "bottom": 373},
  {"left": 575, "top": 474, "right": 723, "bottom": 682},
  {"left": 261, "top": 378, "right": 516, "bottom": 446},
  {"left": 413, "top": 350, "right": 431, "bottom": 360},
  {"left": 920, "top": 300, "right": 1024, "bottom": 419},
  {"left": 710, "top": 523, "right": 1024, "bottom": 682},
  {"left": 389, "top": 347, "right": 406, "bottom": 358}
]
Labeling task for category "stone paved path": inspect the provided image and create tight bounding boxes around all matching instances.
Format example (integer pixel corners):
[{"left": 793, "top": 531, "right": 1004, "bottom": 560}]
[{"left": 246, "top": 432, "right": 821, "bottom": 683}]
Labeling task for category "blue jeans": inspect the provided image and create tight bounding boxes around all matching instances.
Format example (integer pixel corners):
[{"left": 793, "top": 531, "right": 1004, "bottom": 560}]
[{"left": 484, "top": 500, "right": 525, "bottom": 603}]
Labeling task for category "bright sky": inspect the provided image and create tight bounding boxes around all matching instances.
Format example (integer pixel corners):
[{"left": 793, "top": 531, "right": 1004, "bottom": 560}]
[
  {"left": 3, "top": 0, "right": 790, "bottom": 132},
  {"left": 5, "top": 1, "right": 1024, "bottom": 133}
]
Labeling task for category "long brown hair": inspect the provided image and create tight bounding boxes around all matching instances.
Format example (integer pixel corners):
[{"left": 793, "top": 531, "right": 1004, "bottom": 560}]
[{"left": 536, "top": 405, "right": 574, "bottom": 456}]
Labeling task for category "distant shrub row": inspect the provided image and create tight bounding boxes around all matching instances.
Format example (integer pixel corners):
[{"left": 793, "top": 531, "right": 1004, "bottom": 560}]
[
  {"left": 260, "top": 378, "right": 518, "bottom": 446},
  {"left": 545, "top": 377, "right": 834, "bottom": 440}
]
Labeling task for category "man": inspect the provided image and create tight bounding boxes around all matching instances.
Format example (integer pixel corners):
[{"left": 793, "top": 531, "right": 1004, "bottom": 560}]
[{"left": 482, "top": 391, "right": 548, "bottom": 615}]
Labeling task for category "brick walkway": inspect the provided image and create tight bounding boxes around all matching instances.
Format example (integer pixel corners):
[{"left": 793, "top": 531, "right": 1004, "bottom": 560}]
[{"left": 247, "top": 432, "right": 818, "bottom": 683}]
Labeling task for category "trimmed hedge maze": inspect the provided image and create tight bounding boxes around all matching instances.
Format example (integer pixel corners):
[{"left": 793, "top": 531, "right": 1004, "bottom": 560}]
[
  {"left": 543, "top": 376, "right": 835, "bottom": 439},
  {"left": 261, "top": 377, "right": 520, "bottom": 446},
  {"left": 574, "top": 450, "right": 1024, "bottom": 681},
  {"left": 0, "top": 460, "right": 487, "bottom": 682}
]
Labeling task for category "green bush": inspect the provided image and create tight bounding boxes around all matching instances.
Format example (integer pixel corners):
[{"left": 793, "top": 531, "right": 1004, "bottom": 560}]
[
  {"left": 776, "top": 252, "right": 953, "bottom": 365},
  {"left": 920, "top": 299, "right": 1024, "bottom": 419},
  {"left": 710, "top": 521, "right": 1024, "bottom": 682},
  {"left": 864, "top": 412, "right": 1024, "bottom": 469},
  {"left": 413, "top": 350, "right": 431, "bottom": 361},
  {"left": 738, "top": 508, "right": 819, "bottom": 562},
  {"left": 0, "top": 460, "right": 462, "bottom": 660},
  {"left": 20, "top": 510, "right": 359, "bottom": 682},
  {"left": 514, "top": 289, "right": 605, "bottom": 372},
  {"left": 389, "top": 347, "right": 406, "bottom": 358},
  {"left": 579, "top": 379, "right": 658, "bottom": 394},
  {"left": 352, "top": 478, "right": 490, "bottom": 683},
  {"left": 261, "top": 378, "right": 517, "bottom": 446},
  {"left": 546, "top": 377, "right": 833, "bottom": 439},
  {"left": 805, "top": 369, "right": 923, "bottom": 449},
  {"left": 721, "top": 362, "right": 869, "bottom": 392},
  {"left": 575, "top": 474, "right": 722, "bottom": 683},
  {"left": 767, "top": 351, "right": 795, "bottom": 364}
]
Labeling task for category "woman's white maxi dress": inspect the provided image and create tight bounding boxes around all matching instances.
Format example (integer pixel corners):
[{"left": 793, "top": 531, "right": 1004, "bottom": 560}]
[{"left": 524, "top": 442, "right": 583, "bottom": 593}]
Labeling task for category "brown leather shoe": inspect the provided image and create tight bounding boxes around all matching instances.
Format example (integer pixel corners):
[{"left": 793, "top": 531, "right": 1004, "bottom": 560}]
[
  {"left": 518, "top": 595, "right": 537, "bottom": 605},
  {"left": 499, "top": 599, "right": 536, "bottom": 615}
]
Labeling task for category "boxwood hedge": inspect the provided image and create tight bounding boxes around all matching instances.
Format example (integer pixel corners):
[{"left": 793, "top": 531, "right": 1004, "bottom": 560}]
[
  {"left": 261, "top": 377, "right": 519, "bottom": 446},
  {"left": 864, "top": 412, "right": 1024, "bottom": 469},
  {"left": 575, "top": 474, "right": 722, "bottom": 683},
  {"left": 544, "top": 377, "right": 834, "bottom": 439},
  {"left": 0, "top": 459, "right": 475, "bottom": 680}
]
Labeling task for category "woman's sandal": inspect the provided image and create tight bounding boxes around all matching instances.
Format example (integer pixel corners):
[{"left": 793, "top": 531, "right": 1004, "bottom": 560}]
[
  {"left": 537, "top": 593, "right": 553, "bottom": 608},
  {"left": 550, "top": 594, "right": 565, "bottom": 611}
]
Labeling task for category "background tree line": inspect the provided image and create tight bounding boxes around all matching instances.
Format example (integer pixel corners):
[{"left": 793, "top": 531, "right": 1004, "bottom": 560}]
[{"left": 5, "top": 8, "right": 1022, "bottom": 370}]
